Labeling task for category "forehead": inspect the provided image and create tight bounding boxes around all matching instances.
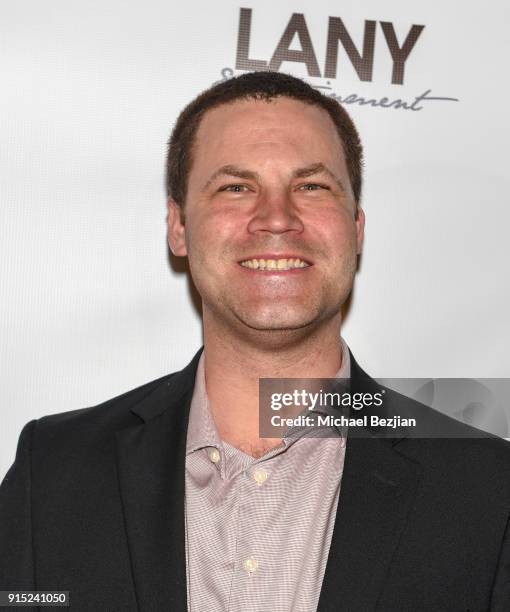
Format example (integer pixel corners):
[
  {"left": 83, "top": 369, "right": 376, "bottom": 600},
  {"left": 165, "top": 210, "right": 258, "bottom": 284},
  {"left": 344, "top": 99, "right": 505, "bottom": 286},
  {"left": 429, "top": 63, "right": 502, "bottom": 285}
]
[{"left": 191, "top": 97, "right": 345, "bottom": 167}]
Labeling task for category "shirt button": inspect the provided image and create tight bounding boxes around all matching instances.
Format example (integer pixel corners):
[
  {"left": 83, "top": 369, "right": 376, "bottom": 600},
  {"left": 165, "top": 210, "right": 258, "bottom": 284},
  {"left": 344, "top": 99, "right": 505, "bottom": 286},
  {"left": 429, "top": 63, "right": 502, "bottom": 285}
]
[
  {"left": 208, "top": 448, "right": 220, "bottom": 464},
  {"left": 243, "top": 557, "right": 258, "bottom": 574},
  {"left": 252, "top": 468, "right": 269, "bottom": 486}
]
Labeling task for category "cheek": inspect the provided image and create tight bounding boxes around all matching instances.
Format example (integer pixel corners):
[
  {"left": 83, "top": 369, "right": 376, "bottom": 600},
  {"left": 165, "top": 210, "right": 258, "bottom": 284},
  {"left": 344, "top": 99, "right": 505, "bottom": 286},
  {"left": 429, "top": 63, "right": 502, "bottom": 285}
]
[
  {"left": 185, "top": 208, "right": 243, "bottom": 263},
  {"left": 310, "top": 209, "right": 358, "bottom": 255}
]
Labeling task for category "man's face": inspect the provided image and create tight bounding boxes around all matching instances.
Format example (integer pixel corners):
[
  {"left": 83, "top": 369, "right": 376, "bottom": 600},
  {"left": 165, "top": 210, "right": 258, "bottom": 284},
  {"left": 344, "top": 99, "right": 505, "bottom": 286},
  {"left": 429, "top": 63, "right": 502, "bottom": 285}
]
[{"left": 168, "top": 97, "right": 364, "bottom": 337}]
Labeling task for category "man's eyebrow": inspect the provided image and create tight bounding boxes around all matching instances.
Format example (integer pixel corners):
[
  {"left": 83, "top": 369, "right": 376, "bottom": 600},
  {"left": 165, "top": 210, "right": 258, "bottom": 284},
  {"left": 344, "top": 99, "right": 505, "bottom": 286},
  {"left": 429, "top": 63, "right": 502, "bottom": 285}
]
[
  {"left": 202, "top": 162, "right": 346, "bottom": 192},
  {"left": 293, "top": 163, "right": 346, "bottom": 192},
  {"left": 202, "top": 165, "right": 260, "bottom": 191}
]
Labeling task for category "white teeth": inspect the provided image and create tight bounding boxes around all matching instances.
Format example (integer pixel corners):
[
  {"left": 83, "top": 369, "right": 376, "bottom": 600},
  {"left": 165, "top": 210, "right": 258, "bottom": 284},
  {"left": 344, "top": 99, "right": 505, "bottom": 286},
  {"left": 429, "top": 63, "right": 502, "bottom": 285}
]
[{"left": 240, "top": 258, "right": 310, "bottom": 271}]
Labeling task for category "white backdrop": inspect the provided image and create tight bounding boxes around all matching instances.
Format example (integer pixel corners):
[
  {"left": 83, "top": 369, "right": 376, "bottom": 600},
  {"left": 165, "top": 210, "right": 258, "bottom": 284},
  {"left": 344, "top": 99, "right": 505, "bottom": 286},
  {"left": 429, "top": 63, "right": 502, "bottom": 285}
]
[{"left": 2, "top": 0, "right": 509, "bottom": 479}]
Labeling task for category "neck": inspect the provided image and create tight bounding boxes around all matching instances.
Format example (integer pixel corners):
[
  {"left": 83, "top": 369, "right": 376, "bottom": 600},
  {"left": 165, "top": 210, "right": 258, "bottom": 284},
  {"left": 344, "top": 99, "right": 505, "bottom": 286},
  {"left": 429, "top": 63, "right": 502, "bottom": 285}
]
[{"left": 201, "top": 310, "right": 344, "bottom": 457}]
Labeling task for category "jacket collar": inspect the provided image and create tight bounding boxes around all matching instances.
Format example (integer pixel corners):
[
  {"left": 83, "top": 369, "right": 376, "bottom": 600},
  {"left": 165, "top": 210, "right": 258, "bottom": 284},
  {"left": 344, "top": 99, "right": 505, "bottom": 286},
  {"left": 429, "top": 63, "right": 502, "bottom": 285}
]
[{"left": 129, "top": 347, "right": 203, "bottom": 423}]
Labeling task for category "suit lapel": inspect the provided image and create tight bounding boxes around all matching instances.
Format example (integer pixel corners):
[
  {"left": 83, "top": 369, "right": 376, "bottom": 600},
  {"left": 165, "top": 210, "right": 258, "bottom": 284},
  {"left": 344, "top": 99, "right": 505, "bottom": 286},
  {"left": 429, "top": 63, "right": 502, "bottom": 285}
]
[
  {"left": 317, "top": 355, "right": 423, "bottom": 611},
  {"left": 116, "top": 350, "right": 202, "bottom": 612},
  {"left": 317, "top": 435, "right": 422, "bottom": 611}
]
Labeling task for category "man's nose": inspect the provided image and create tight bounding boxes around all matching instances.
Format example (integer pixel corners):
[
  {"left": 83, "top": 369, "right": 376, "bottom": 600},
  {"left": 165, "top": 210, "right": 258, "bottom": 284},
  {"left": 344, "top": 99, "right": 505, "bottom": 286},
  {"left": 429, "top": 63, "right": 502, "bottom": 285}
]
[{"left": 247, "top": 190, "right": 304, "bottom": 235}]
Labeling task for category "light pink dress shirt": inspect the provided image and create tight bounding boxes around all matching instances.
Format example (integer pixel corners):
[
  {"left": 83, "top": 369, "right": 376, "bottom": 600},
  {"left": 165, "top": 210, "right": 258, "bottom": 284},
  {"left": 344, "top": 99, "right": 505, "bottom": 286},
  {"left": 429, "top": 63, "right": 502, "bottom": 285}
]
[{"left": 185, "top": 339, "right": 350, "bottom": 612}]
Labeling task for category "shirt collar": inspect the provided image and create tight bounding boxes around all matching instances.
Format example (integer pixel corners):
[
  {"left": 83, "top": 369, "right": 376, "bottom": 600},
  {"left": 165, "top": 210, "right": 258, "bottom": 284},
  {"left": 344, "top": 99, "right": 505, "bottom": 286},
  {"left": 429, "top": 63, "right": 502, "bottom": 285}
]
[{"left": 185, "top": 337, "right": 351, "bottom": 456}]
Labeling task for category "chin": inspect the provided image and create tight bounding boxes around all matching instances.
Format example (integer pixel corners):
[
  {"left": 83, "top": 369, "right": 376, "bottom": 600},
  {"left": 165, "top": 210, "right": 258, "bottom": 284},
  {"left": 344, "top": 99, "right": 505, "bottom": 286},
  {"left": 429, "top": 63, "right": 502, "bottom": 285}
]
[{"left": 234, "top": 306, "right": 320, "bottom": 332}]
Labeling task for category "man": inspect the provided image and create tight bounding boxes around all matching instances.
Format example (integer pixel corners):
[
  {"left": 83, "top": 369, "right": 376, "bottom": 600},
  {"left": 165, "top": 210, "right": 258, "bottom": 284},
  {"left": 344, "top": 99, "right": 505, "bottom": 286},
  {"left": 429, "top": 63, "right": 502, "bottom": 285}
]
[{"left": 1, "top": 71, "right": 509, "bottom": 611}]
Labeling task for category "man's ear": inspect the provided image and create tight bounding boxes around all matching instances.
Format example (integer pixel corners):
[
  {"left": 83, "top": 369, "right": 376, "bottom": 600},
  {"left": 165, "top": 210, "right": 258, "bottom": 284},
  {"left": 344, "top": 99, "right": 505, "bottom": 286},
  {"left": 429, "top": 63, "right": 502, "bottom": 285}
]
[
  {"left": 167, "top": 198, "right": 187, "bottom": 256},
  {"left": 355, "top": 207, "right": 365, "bottom": 255}
]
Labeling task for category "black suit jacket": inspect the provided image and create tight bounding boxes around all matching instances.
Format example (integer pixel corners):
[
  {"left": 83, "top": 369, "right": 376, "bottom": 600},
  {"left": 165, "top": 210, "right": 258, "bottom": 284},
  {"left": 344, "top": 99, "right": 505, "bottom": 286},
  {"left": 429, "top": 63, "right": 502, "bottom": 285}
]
[{"left": 1, "top": 349, "right": 510, "bottom": 611}]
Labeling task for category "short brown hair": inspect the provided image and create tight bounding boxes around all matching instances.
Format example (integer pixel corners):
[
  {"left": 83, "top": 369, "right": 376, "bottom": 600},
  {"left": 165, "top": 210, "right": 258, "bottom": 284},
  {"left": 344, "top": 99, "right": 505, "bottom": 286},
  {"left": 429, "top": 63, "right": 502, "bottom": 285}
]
[{"left": 166, "top": 71, "right": 363, "bottom": 206}]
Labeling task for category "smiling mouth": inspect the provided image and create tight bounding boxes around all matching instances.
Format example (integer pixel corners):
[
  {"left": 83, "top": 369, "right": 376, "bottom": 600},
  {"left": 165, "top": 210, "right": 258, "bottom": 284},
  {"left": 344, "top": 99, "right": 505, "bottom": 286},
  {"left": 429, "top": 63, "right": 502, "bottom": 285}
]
[{"left": 239, "top": 258, "right": 311, "bottom": 271}]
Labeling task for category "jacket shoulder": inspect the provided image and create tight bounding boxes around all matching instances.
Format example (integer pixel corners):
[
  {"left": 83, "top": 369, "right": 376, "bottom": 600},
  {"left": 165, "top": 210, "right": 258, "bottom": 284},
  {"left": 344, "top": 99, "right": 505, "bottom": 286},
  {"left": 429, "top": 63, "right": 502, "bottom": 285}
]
[
  {"left": 28, "top": 368, "right": 188, "bottom": 460},
  {"left": 38, "top": 372, "right": 174, "bottom": 428}
]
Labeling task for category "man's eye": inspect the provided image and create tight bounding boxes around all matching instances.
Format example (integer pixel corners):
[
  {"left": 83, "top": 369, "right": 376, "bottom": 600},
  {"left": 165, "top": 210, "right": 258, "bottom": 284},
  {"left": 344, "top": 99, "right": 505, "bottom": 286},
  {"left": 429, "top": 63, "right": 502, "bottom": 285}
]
[
  {"left": 300, "top": 183, "right": 329, "bottom": 191},
  {"left": 220, "top": 184, "right": 249, "bottom": 193}
]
